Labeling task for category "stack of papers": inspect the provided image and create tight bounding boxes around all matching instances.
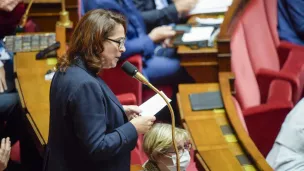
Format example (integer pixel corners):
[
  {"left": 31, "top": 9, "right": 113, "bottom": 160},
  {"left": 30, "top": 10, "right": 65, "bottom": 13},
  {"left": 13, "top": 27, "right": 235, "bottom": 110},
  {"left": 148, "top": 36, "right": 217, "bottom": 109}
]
[
  {"left": 139, "top": 91, "right": 171, "bottom": 116},
  {"left": 190, "top": 0, "right": 233, "bottom": 15},
  {"left": 182, "top": 27, "right": 214, "bottom": 42}
]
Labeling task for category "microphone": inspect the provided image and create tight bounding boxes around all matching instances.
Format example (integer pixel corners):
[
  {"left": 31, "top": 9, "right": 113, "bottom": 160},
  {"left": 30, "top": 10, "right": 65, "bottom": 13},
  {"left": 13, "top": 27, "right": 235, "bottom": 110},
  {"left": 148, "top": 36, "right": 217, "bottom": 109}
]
[
  {"left": 36, "top": 42, "right": 60, "bottom": 60},
  {"left": 121, "top": 61, "right": 181, "bottom": 171},
  {"left": 17, "top": 0, "right": 34, "bottom": 32},
  {"left": 121, "top": 61, "right": 149, "bottom": 85}
]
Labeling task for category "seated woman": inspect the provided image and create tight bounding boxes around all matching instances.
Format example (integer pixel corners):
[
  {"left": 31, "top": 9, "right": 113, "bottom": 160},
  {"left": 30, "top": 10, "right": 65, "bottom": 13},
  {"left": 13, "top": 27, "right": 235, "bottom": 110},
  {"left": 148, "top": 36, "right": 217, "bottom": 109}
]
[{"left": 143, "top": 123, "right": 192, "bottom": 171}]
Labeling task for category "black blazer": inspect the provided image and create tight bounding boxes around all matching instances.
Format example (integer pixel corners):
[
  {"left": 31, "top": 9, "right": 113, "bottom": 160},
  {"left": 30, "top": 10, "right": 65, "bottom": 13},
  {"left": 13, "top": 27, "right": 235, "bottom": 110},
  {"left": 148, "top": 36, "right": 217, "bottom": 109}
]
[
  {"left": 132, "top": 0, "right": 179, "bottom": 32},
  {"left": 44, "top": 58, "right": 138, "bottom": 171}
]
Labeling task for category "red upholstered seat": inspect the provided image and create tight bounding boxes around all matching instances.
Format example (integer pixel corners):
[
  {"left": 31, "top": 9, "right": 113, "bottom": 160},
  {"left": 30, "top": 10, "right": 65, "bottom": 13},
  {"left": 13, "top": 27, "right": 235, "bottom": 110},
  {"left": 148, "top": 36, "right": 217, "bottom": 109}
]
[
  {"left": 10, "top": 141, "right": 20, "bottom": 163},
  {"left": 241, "top": 0, "right": 304, "bottom": 104},
  {"left": 130, "top": 146, "right": 143, "bottom": 165},
  {"left": 116, "top": 93, "right": 137, "bottom": 105},
  {"left": 264, "top": 0, "right": 304, "bottom": 61},
  {"left": 99, "top": 55, "right": 142, "bottom": 105},
  {"left": 231, "top": 21, "right": 293, "bottom": 156}
]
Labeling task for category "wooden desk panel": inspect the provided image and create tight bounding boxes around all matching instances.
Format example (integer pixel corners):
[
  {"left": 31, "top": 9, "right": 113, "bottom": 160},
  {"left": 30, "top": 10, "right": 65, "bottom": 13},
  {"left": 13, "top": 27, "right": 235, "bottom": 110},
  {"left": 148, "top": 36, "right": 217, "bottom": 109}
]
[
  {"left": 177, "top": 45, "right": 218, "bottom": 55},
  {"left": 176, "top": 15, "right": 220, "bottom": 83},
  {"left": 131, "top": 165, "right": 143, "bottom": 171},
  {"left": 199, "top": 148, "right": 243, "bottom": 171},
  {"left": 15, "top": 52, "right": 53, "bottom": 145},
  {"left": 185, "top": 116, "right": 227, "bottom": 147}
]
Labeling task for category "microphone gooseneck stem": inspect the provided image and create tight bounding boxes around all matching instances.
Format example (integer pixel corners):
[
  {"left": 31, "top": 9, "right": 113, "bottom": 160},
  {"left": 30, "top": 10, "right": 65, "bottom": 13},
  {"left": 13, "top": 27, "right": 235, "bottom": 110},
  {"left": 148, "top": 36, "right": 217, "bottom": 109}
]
[
  {"left": 145, "top": 81, "right": 181, "bottom": 171},
  {"left": 120, "top": 61, "right": 180, "bottom": 170},
  {"left": 20, "top": 0, "right": 34, "bottom": 28},
  {"left": 61, "top": 0, "right": 66, "bottom": 12}
]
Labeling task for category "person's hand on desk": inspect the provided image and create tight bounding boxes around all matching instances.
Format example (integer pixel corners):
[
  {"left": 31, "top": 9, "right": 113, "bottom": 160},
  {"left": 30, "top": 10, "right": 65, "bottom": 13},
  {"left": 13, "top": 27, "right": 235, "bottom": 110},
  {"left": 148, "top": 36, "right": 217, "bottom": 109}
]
[
  {"left": 149, "top": 26, "right": 176, "bottom": 43},
  {"left": 174, "top": 0, "right": 198, "bottom": 15},
  {"left": 162, "top": 38, "right": 174, "bottom": 48},
  {"left": 0, "top": 137, "right": 11, "bottom": 171},
  {"left": 130, "top": 116, "right": 156, "bottom": 135},
  {"left": 0, "top": 67, "right": 7, "bottom": 93}
]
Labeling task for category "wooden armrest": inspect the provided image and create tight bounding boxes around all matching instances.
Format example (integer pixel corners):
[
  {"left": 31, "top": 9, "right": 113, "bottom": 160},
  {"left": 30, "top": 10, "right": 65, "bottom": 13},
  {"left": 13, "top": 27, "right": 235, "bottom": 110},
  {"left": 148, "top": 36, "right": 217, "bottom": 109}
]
[{"left": 219, "top": 72, "right": 272, "bottom": 170}]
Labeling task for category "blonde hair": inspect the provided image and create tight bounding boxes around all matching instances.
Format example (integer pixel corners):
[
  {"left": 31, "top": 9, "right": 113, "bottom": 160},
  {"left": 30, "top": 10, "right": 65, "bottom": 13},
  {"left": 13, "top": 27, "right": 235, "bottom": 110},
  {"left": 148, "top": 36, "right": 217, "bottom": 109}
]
[{"left": 143, "top": 123, "right": 190, "bottom": 161}]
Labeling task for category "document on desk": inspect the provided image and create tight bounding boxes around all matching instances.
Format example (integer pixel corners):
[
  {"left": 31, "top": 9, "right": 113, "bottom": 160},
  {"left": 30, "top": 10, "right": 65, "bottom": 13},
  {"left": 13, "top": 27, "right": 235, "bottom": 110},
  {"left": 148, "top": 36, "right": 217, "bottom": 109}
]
[
  {"left": 0, "top": 47, "right": 11, "bottom": 60},
  {"left": 195, "top": 17, "right": 224, "bottom": 25},
  {"left": 182, "top": 27, "right": 214, "bottom": 42},
  {"left": 189, "top": 0, "right": 233, "bottom": 15},
  {"left": 139, "top": 91, "right": 171, "bottom": 116}
]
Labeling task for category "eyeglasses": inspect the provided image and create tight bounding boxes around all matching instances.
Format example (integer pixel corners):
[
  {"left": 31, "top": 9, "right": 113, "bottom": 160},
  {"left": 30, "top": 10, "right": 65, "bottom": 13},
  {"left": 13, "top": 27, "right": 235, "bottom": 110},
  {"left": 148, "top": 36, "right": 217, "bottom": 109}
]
[
  {"left": 166, "top": 143, "right": 192, "bottom": 158},
  {"left": 106, "top": 38, "right": 126, "bottom": 50}
]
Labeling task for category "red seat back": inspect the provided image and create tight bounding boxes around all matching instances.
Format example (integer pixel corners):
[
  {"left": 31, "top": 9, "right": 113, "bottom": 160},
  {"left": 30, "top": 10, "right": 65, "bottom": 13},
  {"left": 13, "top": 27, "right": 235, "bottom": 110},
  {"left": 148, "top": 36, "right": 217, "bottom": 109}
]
[
  {"left": 264, "top": 0, "right": 280, "bottom": 46},
  {"left": 100, "top": 55, "right": 143, "bottom": 105},
  {"left": 241, "top": 0, "right": 280, "bottom": 73},
  {"left": 10, "top": 141, "right": 20, "bottom": 163},
  {"left": 131, "top": 147, "right": 143, "bottom": 165},
  {"left": 231, "top": 22, "right": 261, "bottom": 110}
]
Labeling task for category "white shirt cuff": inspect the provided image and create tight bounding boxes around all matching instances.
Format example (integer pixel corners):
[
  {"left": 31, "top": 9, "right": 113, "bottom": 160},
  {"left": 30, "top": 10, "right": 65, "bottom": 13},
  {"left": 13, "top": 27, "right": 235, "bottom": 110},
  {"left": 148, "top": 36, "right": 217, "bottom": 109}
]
[{"left": 0, "top": 61, "right": 3, "bottom": 68}]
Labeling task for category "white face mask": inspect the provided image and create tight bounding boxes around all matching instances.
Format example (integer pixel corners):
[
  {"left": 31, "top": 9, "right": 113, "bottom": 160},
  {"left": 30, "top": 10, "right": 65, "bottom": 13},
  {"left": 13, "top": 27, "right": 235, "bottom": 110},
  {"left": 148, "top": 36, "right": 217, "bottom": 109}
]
[{"left": 166, "top": 150, "right": 191, "bottom": 171}]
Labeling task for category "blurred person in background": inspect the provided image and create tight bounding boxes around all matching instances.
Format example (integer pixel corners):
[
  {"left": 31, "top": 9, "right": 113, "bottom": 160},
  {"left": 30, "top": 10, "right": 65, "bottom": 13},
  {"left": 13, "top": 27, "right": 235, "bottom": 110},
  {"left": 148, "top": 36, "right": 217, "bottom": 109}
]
[{"left": 132, "top": 0, "right": 198, "bottom": 32}]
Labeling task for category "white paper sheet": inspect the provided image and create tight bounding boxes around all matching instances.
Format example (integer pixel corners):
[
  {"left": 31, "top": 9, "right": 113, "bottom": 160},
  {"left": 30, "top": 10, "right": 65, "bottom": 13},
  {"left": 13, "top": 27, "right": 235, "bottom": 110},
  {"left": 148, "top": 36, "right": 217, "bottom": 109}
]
[
  {"left": 189, "top": 0, "right": 233, "bottom": 15},
  {"left": 139, "top": 91, "right": 171, "bottom": 116},
  {"left": 45, "top": 71, "right": 55, "bottom": 81},
  {"left": 195, "top": 17, "right": 224, "bottom": 25},
  {"left": 182, "top": 27, "right": 214, "bottom": 42}
]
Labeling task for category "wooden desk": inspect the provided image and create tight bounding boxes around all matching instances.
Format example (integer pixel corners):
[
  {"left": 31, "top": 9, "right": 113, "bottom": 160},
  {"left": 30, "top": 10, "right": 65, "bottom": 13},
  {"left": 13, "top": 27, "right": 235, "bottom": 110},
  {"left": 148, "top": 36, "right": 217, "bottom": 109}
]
[
  {"left": 14, "top": 52, "right": 53, "bottom": 154},
  {"left": 131, "top": 165, "right": 143, "bottom": 171},
  {"left": 177, "top": 83, "right": 272, "bottom": 170},
  {"left": 14, "top": 52, "right": 143, "bottom": 170},
  {"left": 176, "top": 15, "right": 221, "bottom": 83}
]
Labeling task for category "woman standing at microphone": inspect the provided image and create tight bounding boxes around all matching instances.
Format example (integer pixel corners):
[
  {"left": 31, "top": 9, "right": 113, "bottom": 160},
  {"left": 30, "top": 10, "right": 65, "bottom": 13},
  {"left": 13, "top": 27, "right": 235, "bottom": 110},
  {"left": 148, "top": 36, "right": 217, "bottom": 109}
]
[{"left": 45, "top": 9, "right": 156, "bottom": 171}]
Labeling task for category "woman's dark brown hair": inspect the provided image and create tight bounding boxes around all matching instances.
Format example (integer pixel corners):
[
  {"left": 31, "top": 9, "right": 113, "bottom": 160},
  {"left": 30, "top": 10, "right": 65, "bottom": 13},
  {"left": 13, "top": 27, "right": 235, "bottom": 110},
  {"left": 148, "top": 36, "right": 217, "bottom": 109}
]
[{"left": 57, "top": 9, "right": 126, "bottom": 73}]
